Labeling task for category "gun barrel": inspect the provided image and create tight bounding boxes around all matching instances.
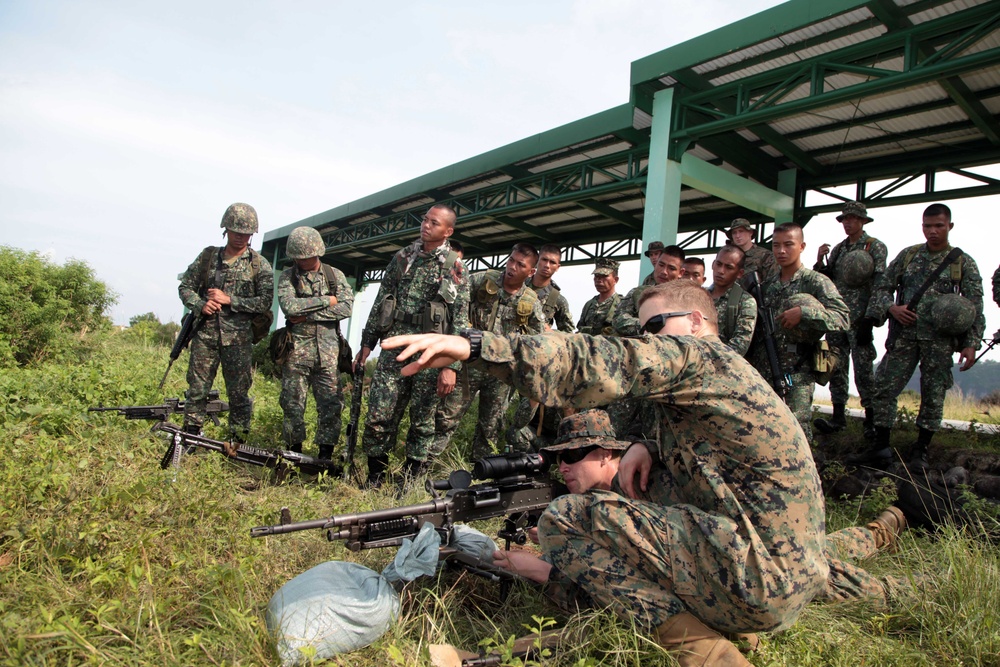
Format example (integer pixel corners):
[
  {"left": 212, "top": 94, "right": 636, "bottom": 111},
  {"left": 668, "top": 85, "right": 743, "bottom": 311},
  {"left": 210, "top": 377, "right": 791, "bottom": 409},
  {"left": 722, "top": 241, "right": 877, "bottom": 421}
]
[{"left": 249, "top": 499, "right": 447, "bottom": 539}]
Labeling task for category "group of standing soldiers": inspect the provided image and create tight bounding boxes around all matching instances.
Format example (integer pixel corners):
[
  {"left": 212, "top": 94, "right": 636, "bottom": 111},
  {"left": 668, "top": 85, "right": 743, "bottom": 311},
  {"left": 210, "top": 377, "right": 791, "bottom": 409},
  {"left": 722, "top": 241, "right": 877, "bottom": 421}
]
[{"left": 176, "top": 198, "right": 994, "bottom": 483}]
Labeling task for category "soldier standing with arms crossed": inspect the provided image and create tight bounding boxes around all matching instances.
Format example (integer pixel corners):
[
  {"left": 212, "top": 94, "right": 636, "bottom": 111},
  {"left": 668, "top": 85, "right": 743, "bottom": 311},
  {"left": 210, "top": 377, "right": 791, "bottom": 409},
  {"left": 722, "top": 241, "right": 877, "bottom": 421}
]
[
  {"left": 276, "top": 227, "right": 354, "bottom": 460},
  {"left": 180, "top": 203, "right": 273, "bottom": 442}
]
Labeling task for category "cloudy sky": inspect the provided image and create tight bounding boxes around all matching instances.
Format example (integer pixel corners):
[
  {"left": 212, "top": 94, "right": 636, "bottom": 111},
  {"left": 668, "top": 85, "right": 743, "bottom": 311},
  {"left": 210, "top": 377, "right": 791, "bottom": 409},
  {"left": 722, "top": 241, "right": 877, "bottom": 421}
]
[{"left": 2, "top": 0, "right": 998, "bottom": 372}]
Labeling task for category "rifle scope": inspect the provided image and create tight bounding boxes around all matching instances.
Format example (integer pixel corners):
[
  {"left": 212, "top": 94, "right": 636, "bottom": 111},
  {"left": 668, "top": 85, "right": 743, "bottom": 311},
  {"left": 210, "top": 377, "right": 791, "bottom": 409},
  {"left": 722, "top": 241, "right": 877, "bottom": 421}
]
[{"left": 472, "top": 452, "right": 551, "bottom": 480}]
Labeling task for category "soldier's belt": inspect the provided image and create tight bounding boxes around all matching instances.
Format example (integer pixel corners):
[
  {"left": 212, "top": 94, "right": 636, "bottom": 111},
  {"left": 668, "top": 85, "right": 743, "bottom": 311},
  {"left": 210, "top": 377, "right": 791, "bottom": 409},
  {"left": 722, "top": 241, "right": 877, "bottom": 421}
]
[
  {"left": 393, "top": 310, "right": 423, "bottom": 326},
  {"left": 785, "top": 343, "right": 812, "bottom": 354}
]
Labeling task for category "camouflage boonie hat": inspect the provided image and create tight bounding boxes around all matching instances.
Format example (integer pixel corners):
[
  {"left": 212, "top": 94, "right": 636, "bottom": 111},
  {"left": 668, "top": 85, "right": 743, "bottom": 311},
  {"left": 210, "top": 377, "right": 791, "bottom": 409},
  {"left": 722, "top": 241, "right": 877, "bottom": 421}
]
[
  {"left": 592, "top": 258, "right": 619, "bottom": 276},
  {"left": 644, "top": 241, "right": 665, "bottom": 258},
  {"left": 839, "top": 250, "right": 875, "bottom": 288},
  {"left": 542, "top": 410, "right": 631, "bottom": 452},
  {"left": 930, "top": 293, "right": 976, "bottom": 336},
  {"left": 220, "top": 202, "right": 259, "bottom": 234},
  {"left": 286, "top": 227, "right": 325, "bottom": 260},
  {"left": 837, "top": 201, "right": 874, "bottom": 223},
  {"left": 782, "top": 293, "right": 826, "bottom": 343},
  {"left": 725, "top": 218, "right": 753, "bottom": 240}
]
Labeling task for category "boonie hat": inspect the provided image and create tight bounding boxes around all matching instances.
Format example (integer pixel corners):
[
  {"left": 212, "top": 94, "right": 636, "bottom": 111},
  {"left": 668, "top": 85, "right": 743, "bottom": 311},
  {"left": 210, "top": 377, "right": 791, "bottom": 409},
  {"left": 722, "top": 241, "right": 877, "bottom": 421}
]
[
  {"left": 725, "top": 218, "right": 753, "bottom": 240},
  {"left": 837, "top": 201, "right": 874, "bottom": 223},
  {"left": 644, "top": 241, "right": 665, "bottom": 258},
  {"left": 592, "top": 258, "right": 620, "bottom": 276},
  {"left": 542, "top": 410, "right": 631, "bottom": 452}
]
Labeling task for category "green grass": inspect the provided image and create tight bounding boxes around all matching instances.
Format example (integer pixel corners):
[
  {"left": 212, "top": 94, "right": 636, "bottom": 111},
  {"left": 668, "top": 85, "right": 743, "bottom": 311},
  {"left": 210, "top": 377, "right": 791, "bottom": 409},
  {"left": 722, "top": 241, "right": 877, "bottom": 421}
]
[{"left": 1, "top": 333, "right": 999, "bottom": 666}]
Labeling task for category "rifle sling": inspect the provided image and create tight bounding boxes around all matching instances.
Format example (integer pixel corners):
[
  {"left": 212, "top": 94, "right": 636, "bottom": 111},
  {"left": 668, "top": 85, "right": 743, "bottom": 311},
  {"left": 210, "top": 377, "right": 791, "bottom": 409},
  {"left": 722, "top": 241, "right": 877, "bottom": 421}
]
[{"left": 905, "top": 247, "right": 963, "bottom": 310}]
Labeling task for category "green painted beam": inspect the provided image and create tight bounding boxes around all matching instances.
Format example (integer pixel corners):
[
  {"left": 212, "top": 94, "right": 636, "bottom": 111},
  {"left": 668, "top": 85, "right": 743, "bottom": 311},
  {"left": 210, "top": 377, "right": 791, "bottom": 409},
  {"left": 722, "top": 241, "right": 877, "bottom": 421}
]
[
  {"left": 680, "top": 153, "right": 794, "bottom": 220},
  {"left": 578, "top": 199, "right": 643, "bottom": 231},
  {"left": 491, "top": 215, "right": 557, "bottom": 242}
]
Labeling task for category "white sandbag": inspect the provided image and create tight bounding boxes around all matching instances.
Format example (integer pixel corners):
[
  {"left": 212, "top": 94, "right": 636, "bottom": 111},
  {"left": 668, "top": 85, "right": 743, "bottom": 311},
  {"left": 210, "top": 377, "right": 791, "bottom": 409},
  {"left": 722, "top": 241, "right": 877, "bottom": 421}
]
[
  {"left": 266, "top": 560, "right": 399, "bottom": 666},
  {"left": 381, "top": 521, "right": 442, "bottom": 583},
  {"left": 449, "top": 524, "right": 499, "bottom": 561}
]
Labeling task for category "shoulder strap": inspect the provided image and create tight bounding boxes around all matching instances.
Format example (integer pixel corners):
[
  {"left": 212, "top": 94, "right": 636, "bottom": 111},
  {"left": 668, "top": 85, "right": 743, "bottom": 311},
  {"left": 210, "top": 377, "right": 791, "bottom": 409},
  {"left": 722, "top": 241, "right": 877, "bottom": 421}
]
[
  {"left": 906, "top": 247, "right": 964, "bottom": 310},
  {"left": 200, "top": 246, "right": 217, "bottom": 291},
  {"left": 248, "top": 248, "right": 261, "bottom": 277},
  {"left": 726, "top": 284, "right": 745, "bottom": 337},
  {"left": 545, "top": 285, "right": 561, "bottom": 310}
]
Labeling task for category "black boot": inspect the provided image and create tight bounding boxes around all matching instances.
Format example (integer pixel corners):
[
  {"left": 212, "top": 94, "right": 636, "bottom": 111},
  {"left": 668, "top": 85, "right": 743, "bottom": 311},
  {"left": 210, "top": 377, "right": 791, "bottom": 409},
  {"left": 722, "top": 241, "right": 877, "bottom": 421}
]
[
  {"left": 814, "top": 403, "right": 847, "bottom": 434},
  {"left": 182, "top": 423, "right": 202, "bottom": 454},
  {"left": 317, "top": 445, "right": 334, "bottom": 460},
  {"left": 847, "top": 426, "right": 893, "bottom": 469},
  {"left": 364, "top": 455, "right": 389, "bottom": 489},
  {"left": 403, "top": 457, "right": 428, "bottom": 479},
  {"left": 862, "top": 408, "right": 876, "bottom": 442},
  {"left": 908, "top": 428, "right": 933, "bottom": 471},
  {"left": 288, "top": 443, "right": 303, "bottom": 454}
]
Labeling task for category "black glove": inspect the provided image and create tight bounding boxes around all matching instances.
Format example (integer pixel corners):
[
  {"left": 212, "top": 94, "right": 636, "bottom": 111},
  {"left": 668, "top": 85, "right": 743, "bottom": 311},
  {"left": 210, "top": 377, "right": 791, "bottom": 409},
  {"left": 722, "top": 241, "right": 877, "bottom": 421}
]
[{"left": 856, "top": 317, "right": 875, "bottom": 346}]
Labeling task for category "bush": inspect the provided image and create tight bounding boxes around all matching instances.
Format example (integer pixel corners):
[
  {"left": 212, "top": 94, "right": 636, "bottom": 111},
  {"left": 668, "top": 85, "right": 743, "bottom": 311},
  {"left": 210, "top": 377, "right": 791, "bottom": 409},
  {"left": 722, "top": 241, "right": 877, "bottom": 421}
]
[
  {"left": 0, "top": 246, "right": 117, "bottom": 367},
  {"left": 125, "top": 312, "right": 181, "bottom": 348}
]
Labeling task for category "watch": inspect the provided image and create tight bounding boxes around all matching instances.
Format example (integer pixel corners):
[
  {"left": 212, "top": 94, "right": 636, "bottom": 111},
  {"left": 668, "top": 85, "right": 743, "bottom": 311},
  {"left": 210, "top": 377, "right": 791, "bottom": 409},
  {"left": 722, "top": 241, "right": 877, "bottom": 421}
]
[{"left": 460, "top": 328, "right": 484, "bottom": 363}]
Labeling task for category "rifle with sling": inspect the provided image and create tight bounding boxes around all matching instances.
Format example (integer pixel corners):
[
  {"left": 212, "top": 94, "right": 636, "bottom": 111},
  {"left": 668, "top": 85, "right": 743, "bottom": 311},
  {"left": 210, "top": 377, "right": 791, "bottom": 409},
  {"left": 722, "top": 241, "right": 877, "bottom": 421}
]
[
  {"left": 745, "top": 271, "right": 791, "bottom": 398},
  {"left": 342, "top": 365, "right": 365, "bottom": 481},
  {"left": 159, "top": 247, "right": 217, "bottom": 390},
  {"left": 89, "top": 390, "right": 228, "bottom": 426}
]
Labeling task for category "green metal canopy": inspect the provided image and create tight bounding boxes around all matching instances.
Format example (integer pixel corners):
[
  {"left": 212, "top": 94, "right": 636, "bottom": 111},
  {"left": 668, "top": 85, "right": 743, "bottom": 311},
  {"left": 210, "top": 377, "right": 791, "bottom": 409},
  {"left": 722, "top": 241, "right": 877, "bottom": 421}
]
[{"left": 262, "top": 0, "right": 1000, "bottom": 287}]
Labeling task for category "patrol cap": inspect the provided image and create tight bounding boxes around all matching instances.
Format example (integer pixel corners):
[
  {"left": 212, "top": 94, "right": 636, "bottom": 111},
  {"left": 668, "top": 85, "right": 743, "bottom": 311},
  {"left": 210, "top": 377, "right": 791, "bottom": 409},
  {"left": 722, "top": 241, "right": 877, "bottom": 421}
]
[
  {"left": 725, "top": 218, "right": 753, "bottom": 240},
  {"left": 542, "top": 410, "right": 631, "bottom": 453},
  {"left": 837, "top": 201, "right": 874, "bottom": 223},
  {"left": 220, "top": 203, "right": 259, "bottom": 234},
  {"left": 930, "top": 293, "right": 976, "bottom": 336},
  {"left": 839, "top": 251, "right": 875, "bottom": 288},
  {"left": 593, "top": 258, "right": 619, "bottom": 276},
  {"left": 644, "top": 241, "right": 665, "bottom": 258}
]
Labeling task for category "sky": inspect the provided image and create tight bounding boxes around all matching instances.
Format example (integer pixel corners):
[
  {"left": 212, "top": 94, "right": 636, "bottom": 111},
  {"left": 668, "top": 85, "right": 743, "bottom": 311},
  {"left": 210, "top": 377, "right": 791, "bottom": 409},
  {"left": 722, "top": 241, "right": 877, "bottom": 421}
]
[{"left": 2, "top": 0, "right": 999, "bottom": 378}]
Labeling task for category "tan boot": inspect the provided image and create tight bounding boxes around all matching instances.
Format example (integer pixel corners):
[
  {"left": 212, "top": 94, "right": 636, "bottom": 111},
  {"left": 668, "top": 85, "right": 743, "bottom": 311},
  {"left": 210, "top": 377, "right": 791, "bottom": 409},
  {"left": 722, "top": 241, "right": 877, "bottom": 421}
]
[
  {"left": 653, "top": 613, "right": 751, "bottom": 667},
  {"left": 866, "top": 506, "right": 907, "bottom": 551}
]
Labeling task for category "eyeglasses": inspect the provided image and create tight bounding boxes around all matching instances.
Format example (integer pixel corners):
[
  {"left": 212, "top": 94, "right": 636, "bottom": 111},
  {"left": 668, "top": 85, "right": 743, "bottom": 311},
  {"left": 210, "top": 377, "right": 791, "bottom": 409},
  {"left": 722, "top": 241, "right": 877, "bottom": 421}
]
[
  {"left": 556, "top": 446, "right": 598, "bottom": 465},
  {"left": 640, "top": 311, "right": 693, "bottom": 334}
]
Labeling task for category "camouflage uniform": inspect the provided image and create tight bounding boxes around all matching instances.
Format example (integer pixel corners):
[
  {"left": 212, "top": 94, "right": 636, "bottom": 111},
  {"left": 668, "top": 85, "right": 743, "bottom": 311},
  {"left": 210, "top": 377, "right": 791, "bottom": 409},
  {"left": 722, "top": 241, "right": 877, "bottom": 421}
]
[
  {"left": 867, "top": 245, "right": 985, "bottom": 431},
  {"left": 179, "top": 246, "right": 273, "bottom": 437},
  {"left": 525, "top": 279, "right": 574, "bottom": 332},
  {"left": 993, "top": 264, "right": 1000, "bottom": 306},
  {"left": 434, "top": 270, "right": 544, "bottom": 460},
  {"left": 712, "top": 283, "right": 758, "bottom": 356},
  {"left": 742, "top": 244, "right": 778, "bottom": 284},
  {"left": 504, "top": 398, "right": 562, "bottom": 453},
  {"left": 748, "top": 267, "right": 850, "bottom": 439},
  {"left": 276, "top": 264, "right": 354, "bottom": 450},
  {"left": 814, "top": 231, "right": 887, "bottom": 410},
  {"left": 361, "top": 240, "right": 469, "bottom": 462},
  {"left": 475, "top": 331, "right": 828, "bottom": 633},
  {"left": 612, "top": 286, "right": 648, "bottom": 336},
  {"left": 576, "top": 293, "right": 621, "bottom": 336}
]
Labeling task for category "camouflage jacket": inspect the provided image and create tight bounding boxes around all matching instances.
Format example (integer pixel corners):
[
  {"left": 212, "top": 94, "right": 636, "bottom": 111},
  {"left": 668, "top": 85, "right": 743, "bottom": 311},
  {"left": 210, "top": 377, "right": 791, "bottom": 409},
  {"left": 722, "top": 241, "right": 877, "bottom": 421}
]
[
  {"left": 178, "top": 246, "right": 274, "bottom": 347},
  {"left": 866, "top": 244, "right": 985, "bottom": 349},
  {"left": 525, "top": 279, "right": 574, "bottom": 332},
  {"left": 361, "top": 239, "right": 470, "bottom": 350},
  {"left": 613, "top": 285, "right": 648, "bottom": 336},
  {"left": 475, "top": 330, "right": 828, "bottom": 626},
  {"left": 576, "top": 293, "right": 621, "bottom": 335},
  {"left": 277, "top": 264, "right": 354, "bottom": 369},
  {"left": 813, "top": 231, "right": 887, "bottom": 325},
  {"left": 470, "top": 271, "right": 545, "bottom": 336},
  {"left": 992, "top": 264, "right": 1000, "bottom": 307},
  {"left": 712, "top": 283, "right": 758, "bottom": 357},
  {"left": 743, "top": 243, "right": 778, "bottom": 283},
  {"left": 750, "top": 266, "right": 850, "bottom": 378}
]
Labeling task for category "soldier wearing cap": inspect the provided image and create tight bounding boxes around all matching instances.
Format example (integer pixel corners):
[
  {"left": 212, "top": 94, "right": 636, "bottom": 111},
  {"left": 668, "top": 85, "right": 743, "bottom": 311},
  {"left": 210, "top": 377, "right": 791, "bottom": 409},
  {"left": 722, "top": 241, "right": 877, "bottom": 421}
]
[
  {"left": 640, "top": 241, "right": 665, "bottom": 286},
  {"left": 853, "top": 203, "right": 985, "bottom": 469},
  {"left": 276, "top": 227, "right": 354, "bottom": 460},
  {"left": 380, "top": 281, "right": 901, "bottom": 666},
  {"left": 726, "top": 218, "right": 777, "bottom": 284},
  {"left": 747, "top": 223, "right": 849, "bottom": 441},
  {"left": 812, "top": 202, "right": 888, "bottom": 438},
  {"left": 179, "top": 203, "right": 274, "bottom": 441},
  {"left": 614, "top": 245, "right": 685, "bottom": 336},
  {"left": 576, "top": 258, "right": 621, "bottom": 335}
]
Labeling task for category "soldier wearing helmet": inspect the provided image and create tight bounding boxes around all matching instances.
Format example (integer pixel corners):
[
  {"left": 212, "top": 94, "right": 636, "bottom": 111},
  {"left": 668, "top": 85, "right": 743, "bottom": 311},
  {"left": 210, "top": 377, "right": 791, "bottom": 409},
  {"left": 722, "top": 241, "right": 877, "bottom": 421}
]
[
  {"left": 276, "top": 227, "right": 354, "bottom": 461},
  {"left": 747, "top": 223, "right": 850, "bottom": 441},
  {"left": 812, "top": 201, "right": 888, "bottom": 439},
  {"left": 179, "top": 203, "right": 274, "bottom": 441},
  {"left": 852, "top": 203, "right": 986, "bottom": 470}
]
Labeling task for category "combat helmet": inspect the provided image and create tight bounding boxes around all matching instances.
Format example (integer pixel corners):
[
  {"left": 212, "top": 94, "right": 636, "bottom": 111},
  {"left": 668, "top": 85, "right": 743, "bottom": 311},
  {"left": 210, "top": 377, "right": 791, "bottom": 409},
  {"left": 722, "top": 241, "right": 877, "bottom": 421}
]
[
  {"left": 930, "top": 293, "right": 976, "bottom": 336},
  {"left": 781, "top": 293, "right": 825, "bottom": 343},
  {"left": 838, "top": 251, "right": 875, "bottom": 288},
  {"left": 220, "top": 203, "right": 259, "bottom": 234},
  {"left": 286, "top": 227, "right": 325, "bottom": 260}
]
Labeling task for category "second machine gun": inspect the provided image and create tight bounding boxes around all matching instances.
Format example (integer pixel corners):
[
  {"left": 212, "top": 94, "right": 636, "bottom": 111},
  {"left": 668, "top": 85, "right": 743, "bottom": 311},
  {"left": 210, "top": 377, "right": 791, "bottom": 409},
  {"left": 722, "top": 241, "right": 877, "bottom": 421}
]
[{"left": 89, "top": 389, "right": 228, "bottom": 426}]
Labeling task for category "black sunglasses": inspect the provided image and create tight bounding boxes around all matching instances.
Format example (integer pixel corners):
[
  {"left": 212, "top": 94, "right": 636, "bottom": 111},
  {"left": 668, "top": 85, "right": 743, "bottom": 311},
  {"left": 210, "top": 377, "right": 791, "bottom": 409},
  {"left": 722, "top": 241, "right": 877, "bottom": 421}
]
[
  {"left": 557, "top": 446, "right": 598, "bottom": 465},
  {"left": 641, "top": 311, "right": 693, "bottom": 334}
]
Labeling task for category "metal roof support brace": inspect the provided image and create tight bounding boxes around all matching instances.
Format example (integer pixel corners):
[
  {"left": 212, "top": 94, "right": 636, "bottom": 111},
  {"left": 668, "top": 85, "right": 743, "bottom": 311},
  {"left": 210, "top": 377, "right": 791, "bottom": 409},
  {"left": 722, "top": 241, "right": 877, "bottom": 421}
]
[
  {"left": 679, "top": 154, "right": 795, "bottom": 222},
  {"left": 641, "top": 87, "right": 682, "bottom": 285}
]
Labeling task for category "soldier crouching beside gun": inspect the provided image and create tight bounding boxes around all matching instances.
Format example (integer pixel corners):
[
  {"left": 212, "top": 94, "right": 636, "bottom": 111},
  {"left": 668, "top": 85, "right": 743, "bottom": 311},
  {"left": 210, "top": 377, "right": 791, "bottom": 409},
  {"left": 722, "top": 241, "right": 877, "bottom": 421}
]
[{"left": 380, "top": 281, "right": 906, "bottom": 666}]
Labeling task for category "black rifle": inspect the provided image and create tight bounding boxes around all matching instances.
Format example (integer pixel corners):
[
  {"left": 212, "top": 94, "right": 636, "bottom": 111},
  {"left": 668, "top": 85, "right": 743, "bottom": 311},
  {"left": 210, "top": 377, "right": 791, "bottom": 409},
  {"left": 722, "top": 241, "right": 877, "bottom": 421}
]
[
  {"left": 251, "top": 452, "right": 564, "bottom": 588},
  {"left": 158, "top": 311, "right": 204, "bottom": 390},
  {"left": 153, "top": 421, "right": 342, "bottom": 479},
  {"left": 89, "top": 389, "right": 228, "bottom": 426},
  {"left": 342, "top": 366, "right": 365, "bottom": 481},
  {"left": 973, "top": 329, "right": 1000, "bottom": 365},
  {"left": 746, "top": 271, "right": 791, "bottom": 397}
]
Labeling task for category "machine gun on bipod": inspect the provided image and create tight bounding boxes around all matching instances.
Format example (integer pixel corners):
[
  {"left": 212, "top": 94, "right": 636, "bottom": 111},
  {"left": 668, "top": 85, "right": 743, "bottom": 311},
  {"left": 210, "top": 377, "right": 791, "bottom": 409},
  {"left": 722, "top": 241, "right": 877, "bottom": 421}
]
[{"left": 89, "top": 390, "right": 228, "bottom": 426}]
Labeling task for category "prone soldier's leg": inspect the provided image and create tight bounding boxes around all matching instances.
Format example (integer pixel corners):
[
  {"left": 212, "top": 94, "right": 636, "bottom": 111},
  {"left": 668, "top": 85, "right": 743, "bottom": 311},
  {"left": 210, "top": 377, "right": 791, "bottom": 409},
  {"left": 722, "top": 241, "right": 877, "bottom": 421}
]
[
  {"left": 184, "top": 332, "right": 222, "bottom": 433},
  {"left": 220, "top": 342, "right": 254, "bottom": 440},
  {"left": 279, "top": 361, "right": 310, "bottom": 449},
  {"left": 821, "top": 526, "right": 887, "bottom": 603},
  {"left": 311, "top": 364, "right": 343, "bottom": 455}
]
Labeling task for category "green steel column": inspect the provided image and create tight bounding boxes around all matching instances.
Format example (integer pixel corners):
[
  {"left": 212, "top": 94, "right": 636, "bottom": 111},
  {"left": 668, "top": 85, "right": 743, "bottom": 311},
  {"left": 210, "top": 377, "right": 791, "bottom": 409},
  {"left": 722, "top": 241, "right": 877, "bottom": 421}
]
[
  {"left": 641, "top": 87, "right": 682, "bottom": 281},
  {"left": 776, "top": 169, "right": 797, "bottom": 223}
]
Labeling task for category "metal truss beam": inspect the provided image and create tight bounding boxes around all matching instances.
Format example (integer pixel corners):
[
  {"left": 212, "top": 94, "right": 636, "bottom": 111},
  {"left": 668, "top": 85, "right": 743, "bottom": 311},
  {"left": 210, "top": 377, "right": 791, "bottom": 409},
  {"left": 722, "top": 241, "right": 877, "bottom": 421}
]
[{"left": 671, "top": 3, "right": 1000, "bottom": 142}]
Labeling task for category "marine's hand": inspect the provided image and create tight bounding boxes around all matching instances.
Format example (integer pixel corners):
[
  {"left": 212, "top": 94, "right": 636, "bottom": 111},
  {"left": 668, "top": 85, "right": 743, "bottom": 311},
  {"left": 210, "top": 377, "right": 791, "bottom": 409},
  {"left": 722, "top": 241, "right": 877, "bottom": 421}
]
[
  {"left": 381, "top": 334, "right": 470, "bottom": 377},
  {"left": 492, "top": 550, "right": 551, "bottom": 583},
  {"left": 206, "top": 288, "right": 231, "bottom": 305},
  {"left": 354, "top": 346, "right": 371, "bottom": 374},
  {"left": 959, "top": 346, "right": 977, "bottom": 372},
  {"left": 437, "top": 368, "right": 457, "bottom": 397},
  {"left": 777, "top": 306, "right": 803, "bottom": 329},
  {"left": 889, "top": 304, "right": 917, "bottom": 326},
  {"left": 619, "top": 443, "right": 653, "bottom": 499}
]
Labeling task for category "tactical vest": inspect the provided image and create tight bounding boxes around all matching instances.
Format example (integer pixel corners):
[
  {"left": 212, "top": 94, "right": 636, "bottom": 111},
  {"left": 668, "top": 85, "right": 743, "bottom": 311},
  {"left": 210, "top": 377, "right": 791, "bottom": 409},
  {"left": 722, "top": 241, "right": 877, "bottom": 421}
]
[
  {"left": 900, "top": 244, "right": 964, "bottom": 287},
  {"left": 198, "top": 246, "right": 273, "bottom": 342},
  {"left": 477, "top": 270, "right": 539, "bottom": 333}
]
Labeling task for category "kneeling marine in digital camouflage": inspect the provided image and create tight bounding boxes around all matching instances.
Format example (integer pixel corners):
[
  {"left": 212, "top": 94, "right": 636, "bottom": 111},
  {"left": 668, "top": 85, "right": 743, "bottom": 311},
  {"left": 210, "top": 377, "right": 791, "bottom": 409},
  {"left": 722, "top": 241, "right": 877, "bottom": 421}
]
[{"left": 276, "top": 227, "right": 354, "bottom": 461}]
